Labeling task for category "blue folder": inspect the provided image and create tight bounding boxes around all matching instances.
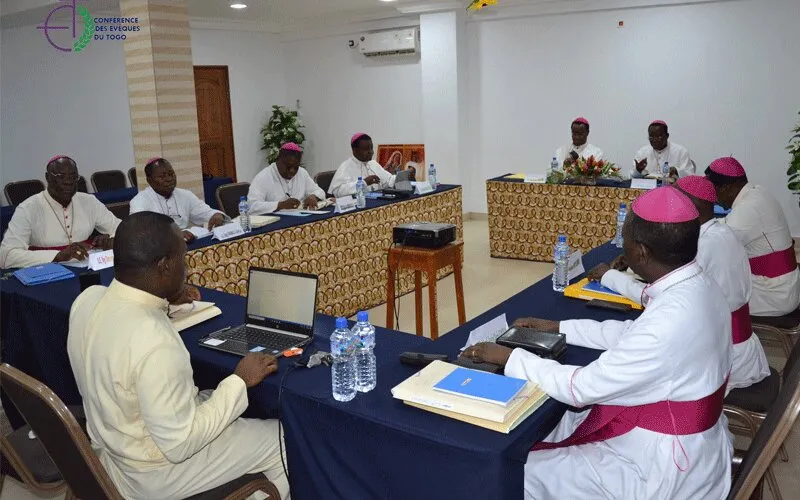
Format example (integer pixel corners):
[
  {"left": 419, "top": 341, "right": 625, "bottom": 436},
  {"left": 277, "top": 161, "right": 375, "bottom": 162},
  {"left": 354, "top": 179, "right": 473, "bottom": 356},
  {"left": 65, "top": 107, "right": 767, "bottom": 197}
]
[
  {"left": 433, "top": 367, "right": 527, "bottom": 407},
  {"left": 582, "top": 280, "right": 623, "bottom": 296},
  {"left": 14, "top": 263, "right": 74, "bottom": 286}
]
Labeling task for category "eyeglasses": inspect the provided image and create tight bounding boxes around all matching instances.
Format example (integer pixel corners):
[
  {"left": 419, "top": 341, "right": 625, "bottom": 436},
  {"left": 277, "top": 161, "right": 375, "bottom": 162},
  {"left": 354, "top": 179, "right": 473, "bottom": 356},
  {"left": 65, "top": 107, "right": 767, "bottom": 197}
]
[{"left": 48, "top": 172, "right": 79, "bottom": 182}]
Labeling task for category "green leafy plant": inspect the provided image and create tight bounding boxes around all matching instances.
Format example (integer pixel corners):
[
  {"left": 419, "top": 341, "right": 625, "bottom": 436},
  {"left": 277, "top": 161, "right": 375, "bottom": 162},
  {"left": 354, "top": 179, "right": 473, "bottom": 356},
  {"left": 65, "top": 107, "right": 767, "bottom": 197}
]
[
  {"left": 260, "top": 105, "right": 305, "bottom": 164},
  {"left": 788, "top": 111, "right": 800, "bottom": 207}
]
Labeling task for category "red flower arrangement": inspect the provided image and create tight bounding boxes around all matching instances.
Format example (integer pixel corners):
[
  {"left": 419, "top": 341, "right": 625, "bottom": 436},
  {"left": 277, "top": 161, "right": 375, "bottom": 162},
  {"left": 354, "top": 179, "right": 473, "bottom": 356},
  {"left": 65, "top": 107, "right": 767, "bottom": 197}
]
[{"left": 563, "top": 155, "right": 620, "bottom": 179}]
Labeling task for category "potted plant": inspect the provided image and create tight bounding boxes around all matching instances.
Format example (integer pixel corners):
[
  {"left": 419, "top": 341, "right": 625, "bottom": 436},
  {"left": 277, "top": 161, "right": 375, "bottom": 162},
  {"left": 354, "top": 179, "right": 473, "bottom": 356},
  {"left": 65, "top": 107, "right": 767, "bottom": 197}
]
[
  {"left": 260, "top": 105, "right": 306, "bottom": 164},
  {"left": 788, "top": 111, "right": 800, "bottom": 207}
]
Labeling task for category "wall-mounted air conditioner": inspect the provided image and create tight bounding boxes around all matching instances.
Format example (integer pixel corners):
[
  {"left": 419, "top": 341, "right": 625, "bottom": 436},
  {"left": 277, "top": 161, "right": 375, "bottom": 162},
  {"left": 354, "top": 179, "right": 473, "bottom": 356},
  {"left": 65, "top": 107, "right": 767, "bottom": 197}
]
[{"left": 359, "top": 28, "right": 419, "bottom": 57}]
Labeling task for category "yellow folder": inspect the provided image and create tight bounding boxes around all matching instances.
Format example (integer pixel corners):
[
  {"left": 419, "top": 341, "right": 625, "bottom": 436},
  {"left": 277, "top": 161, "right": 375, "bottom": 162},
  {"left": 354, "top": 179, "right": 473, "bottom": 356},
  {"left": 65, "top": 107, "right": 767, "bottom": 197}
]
[{"left": 563, "top": 278, "right": 643, "bottom": 310}]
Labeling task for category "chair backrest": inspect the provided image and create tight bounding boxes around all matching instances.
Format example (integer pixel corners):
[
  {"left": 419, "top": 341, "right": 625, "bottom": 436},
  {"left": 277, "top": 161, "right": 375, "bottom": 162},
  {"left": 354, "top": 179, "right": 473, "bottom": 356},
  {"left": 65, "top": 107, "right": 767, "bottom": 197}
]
[
  {"left": 782, "top": 331, "right": 800, "bottom": 383},
  {"left": 77, "top": 176, "right": 88, "bottom": 193},
  {"left": 0, "top": 364, "right": 123, "bottom": 500},
  {"left": 313, "top": 170, "right": 336, "bottom": 197},
  {"left": 4, "top": 180, "right": 45, "bottom": 205},
  {"left": 105, "top": 201, "right": 130, "bottom": 220},
  {"left": 91, "top": 170, "right": 127, "bottom": 192},
  {"left": 728, "top": 356, "right": 800, "bottom": 499},
  {"left": 127, "top": 167, "right": 137, "bottom": 189},
  {"left": 215, "top": 182, "right": 250, "bottom": 218}
]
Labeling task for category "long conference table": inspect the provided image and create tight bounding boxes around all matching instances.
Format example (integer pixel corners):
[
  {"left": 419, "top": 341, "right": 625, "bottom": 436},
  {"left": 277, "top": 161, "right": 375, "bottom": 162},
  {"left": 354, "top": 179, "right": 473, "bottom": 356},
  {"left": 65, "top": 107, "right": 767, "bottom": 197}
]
[{"left": 0, "top": 242, "right": 636, "bottom": 499}]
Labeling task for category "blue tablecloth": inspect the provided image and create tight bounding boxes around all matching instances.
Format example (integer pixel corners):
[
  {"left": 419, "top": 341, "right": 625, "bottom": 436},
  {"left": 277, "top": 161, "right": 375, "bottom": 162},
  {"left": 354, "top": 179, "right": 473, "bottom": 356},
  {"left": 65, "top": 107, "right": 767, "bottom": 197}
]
[{"left": 0, "top": 242, "right": 632, "bottom": 499}]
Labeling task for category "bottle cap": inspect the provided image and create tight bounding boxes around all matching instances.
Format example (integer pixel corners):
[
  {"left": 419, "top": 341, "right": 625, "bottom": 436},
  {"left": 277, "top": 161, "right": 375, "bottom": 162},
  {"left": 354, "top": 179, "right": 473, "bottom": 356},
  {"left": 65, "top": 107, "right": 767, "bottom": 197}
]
[
  {"left": 336, "top": 317, "right": 347, "bottom": 329},
  {"left": 357, "top": 311, "right": 368, "bottom": 322},
  {"left": 558, "top": 234, "right": 567, "bottom": 243},
  {"left": 357, "top": 176, "right": 363, "bottom": 181},
  {"left": 240, "top": 196, "right": 246, "bottom": 201},
  {"left": 620, "top": 203, "right": 626, "bottom": 208}
]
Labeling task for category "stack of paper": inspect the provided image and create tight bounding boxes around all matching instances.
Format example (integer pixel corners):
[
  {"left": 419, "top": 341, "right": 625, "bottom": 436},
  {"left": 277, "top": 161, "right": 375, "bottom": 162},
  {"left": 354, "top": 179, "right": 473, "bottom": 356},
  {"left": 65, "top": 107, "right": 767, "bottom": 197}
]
[
  {"left": 391, "top": 360, "right": 548, "bottom": 433},
  {"left": 169, "top": 301, "right": 222, "bottom": 331}
]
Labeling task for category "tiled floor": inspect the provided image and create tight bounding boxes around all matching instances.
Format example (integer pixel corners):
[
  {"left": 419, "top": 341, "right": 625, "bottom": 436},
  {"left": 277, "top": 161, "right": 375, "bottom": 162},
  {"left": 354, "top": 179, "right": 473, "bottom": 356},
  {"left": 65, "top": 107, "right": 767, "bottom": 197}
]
[{"left": 1, "top": 219, "right": 797, "bottom": 499}]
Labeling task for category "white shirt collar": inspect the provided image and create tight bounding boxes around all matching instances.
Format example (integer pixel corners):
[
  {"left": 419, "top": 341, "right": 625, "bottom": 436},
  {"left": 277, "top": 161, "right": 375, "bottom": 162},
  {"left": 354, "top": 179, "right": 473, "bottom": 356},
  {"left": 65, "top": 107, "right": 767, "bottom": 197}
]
[{"left": 642, "top": 260, "right": 702, "bottom": 303}]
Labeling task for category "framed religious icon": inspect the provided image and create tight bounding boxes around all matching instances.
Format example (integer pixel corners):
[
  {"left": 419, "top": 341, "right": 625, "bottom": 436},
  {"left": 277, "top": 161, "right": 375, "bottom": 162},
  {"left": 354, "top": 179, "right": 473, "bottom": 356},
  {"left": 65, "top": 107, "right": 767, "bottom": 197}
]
[{"left": 377, "top": 144, "right": 426, "bottom": 181}]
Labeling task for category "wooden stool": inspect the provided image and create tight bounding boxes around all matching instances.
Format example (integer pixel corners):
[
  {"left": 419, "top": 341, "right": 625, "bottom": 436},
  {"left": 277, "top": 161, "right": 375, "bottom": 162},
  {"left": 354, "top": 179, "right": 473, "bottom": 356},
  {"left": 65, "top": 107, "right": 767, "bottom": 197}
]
[{"left": 386, "top": 241, "right": 466, "bottom": 340}]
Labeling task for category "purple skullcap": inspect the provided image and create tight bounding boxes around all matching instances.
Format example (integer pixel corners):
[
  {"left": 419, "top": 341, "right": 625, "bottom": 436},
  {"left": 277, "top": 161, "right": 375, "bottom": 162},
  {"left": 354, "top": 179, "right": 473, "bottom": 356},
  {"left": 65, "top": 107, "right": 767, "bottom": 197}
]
[
  {"left": 631, "top": 186, "right": 699, "bottom": 223},
  {"left": 650, "top": 120, "right": 668, "bottom": 127},
  {"left": 572, "top": 117, "right": 589, "bottom": 126},
  {"left": 708, "top": 157, "right": 746, "bottom": 178},
  {"left": 676, "top": 176, "right": 717, "bottom": 203},
  {"left": 280, "top": 142, "right": 303, "bottom": 153}
]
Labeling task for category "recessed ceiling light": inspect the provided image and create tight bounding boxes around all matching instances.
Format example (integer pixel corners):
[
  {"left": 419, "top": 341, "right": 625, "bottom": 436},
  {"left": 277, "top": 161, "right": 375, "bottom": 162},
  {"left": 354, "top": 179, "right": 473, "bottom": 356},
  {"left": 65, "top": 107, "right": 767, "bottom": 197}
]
[
  {"left": 230, "top": 3, "right": 247, "bottom": 9},
  {"left": 379, "top": 0, "right": 398, "bottom": 3}
]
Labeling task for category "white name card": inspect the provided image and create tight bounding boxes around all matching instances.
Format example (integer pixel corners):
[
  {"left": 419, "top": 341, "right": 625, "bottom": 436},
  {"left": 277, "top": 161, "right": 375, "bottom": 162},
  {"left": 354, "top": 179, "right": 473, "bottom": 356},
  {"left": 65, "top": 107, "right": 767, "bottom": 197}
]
[
  {"left": 524, "top": 175, "right": 546, "bottom": 184},
  {"left": 212, "top": 222, "right": 246, "bottom": 241},
  {"left": 334, "top": 196, "right": 357, "bottom": 213},
  {"left": 630, "top": 178, "right": 658, "bottom": 190},
  {"left": 88, "top": 250, "right": 114, "bottom": 271},
  {"left": 567, "top": 250, "right": 585, "bottom": 282},
  {"left": 415, "top": 182, "right": 434, "bottom": 195}
]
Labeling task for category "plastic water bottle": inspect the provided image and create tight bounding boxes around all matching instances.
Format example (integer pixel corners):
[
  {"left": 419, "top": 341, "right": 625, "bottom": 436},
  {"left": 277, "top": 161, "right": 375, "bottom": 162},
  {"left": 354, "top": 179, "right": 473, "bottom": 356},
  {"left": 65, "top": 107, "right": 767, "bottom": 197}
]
[
  {"left": 352, "top": 310, "right": 376, "bottom": 393},
  {"left": 551, "top": 156, "right": 559, "bottom": 172},
  {"left": 331, "top": 317, "right": 357, "bottom": 402},
  {"left": 661, "top": 161, "right": 670, "bottom": 178},
  {"left": 238, "top": 196, "right": 251, "bottom": 232},
  {"left": 552, "top": 235, "right": 570, "bottom": 292},
  {"left": 614, "top": 203, "right": 626, "bottom": 248},
  {"left": 355, "top": 177, "right": 367, "bottom": 209},
  {"left": 428, "top": 163, "right": 438, "bottom": 189}
]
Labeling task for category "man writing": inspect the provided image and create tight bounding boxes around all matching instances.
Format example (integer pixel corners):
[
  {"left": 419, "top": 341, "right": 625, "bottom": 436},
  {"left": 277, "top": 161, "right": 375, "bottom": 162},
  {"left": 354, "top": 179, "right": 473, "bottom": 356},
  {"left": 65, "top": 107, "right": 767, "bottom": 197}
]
[
  {"left": 631, "top": 120, "right": 693, "bottom": 181},
  {"left": 129, "top": 157, "right": 227, "bottom": 243},
  {"left": 587, "top": 176, "right": 769, "bottom": 391},
  {"left": 465, "top": 187, "right": 732, "bottom": 499},
  {"left": 67, "top": 212, "right": 288, "bottom": 499},
  {"left": 0, "top": 155, "right": 119, "bottom": 268},
  {"left": 706, "top": 157, "right": 800, "bottom": 316},
  {"left": 248, "top": 142, "right": 326, "bottom": 214},
  {"left": 330, "top": 133, "right": 396, "bottom": 198},
  {"left": 553, "top": 117, "right": 604, "bottom": 168}
]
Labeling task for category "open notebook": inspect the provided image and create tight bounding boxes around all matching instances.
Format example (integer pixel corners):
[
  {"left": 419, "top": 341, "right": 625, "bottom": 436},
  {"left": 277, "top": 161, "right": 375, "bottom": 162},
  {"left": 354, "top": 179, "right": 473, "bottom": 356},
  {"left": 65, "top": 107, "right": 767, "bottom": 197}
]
[{"left": 169, "top": 301, "right": 222, "bottom": 332}]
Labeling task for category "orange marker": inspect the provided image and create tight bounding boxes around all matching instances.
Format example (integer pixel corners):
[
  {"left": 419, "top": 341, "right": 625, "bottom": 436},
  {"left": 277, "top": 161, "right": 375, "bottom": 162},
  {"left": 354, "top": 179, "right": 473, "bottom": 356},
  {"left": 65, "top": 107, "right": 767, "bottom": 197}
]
[{"left": 283, "top": 347, "right": 303, "bottom": 358}]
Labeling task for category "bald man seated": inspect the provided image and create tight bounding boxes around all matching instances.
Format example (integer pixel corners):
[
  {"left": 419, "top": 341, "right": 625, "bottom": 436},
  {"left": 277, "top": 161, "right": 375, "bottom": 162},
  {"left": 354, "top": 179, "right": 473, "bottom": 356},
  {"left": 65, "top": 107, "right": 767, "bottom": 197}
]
[
  {"left": 67, "top": 212, "right": 289, "bottom": 499},
  {"left": 0, "top": 156, "right": 119, "bottom": 268}
]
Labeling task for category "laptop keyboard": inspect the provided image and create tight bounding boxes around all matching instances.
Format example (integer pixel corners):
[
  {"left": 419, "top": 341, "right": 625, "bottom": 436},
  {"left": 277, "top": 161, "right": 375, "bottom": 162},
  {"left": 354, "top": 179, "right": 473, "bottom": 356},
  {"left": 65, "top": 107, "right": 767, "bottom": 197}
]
[{"left": 222, "top": 326, "right": 302, "bottom": 351}]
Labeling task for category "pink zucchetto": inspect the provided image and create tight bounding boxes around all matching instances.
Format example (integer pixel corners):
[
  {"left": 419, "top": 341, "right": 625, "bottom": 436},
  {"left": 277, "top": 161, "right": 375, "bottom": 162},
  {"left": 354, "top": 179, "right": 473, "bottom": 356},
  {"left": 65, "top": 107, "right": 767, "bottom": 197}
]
[
  {"left": 145, "top": 157, "right": 163, "bottom": 167},
  {"left": 708, "top": 157, "right": 746, "bottom": 178},
  {"left": 572, "top": 117, "right": 589, "bottom": 126},
  {"left": 280, "top": 142, "right": 303, "bottom": 153},
  {"left": 351, "top": 133, "right": 368, "bottom": 146},
  {"left": 675, "top": 176, "right": 717, "bottom": 203},
  {"left": 47, "top": 155, "right": 71, "bottom": 166},
  {"left": 631, "top": 186, "right": 699, "bottom": 223},
  {"left": 650, "top": 120, "right": 667, "bottom": 127}
]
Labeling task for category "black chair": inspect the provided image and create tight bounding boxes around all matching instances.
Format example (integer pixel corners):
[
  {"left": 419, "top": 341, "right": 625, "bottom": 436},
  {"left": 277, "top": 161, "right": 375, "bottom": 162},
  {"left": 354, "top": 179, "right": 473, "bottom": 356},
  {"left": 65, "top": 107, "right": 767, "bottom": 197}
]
[
  {"left": 724, "top": 335, "right": 800, "bottom": 500},
  {"left": 76, "top": 176, "right": 88, "bottom": 193},
  {"left": 313, "top": 170, "right": 336, "bottom": 197},
  {"left": 4, "top": 180, "right": 45, "bottom": 205},
  {"left": 105, "top": 201, "right": 130, "bottom": 220},
  {"left": 0, "top": 363, "right": 281, "bottom": 500},
  {"left": 90, "top": 170, "right": 127, "bottom": 192},
  {"left": 127, "top": 167, "right": 137, "bottom": 188},
  {"left": 215, "top": 182, "right": 250, "bottom": 218},
  {"left": 727, "top": 351, "right": 800, "bottom": 500}
]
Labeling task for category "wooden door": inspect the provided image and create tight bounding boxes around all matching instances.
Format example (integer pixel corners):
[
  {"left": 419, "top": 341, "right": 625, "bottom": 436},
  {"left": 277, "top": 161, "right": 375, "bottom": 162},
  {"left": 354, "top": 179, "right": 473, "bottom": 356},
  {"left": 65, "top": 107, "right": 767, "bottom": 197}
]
[{"left": 194, "top": 66, "right": 237, "bottom": 180}]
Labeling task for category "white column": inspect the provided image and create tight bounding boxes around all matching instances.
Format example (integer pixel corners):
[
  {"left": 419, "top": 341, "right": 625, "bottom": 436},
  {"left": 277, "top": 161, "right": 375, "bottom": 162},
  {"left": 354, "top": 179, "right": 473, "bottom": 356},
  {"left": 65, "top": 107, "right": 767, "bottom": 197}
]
[{"left": 420, "top": 9, "right": 468, "bottom": 188}]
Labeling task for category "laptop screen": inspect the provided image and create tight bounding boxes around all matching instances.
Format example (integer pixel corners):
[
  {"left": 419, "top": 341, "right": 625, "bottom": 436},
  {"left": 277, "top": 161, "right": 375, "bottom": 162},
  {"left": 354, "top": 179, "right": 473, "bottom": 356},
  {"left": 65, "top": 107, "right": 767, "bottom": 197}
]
[{"left": 246, "top": 269, "right": 318, "bottom": 333}]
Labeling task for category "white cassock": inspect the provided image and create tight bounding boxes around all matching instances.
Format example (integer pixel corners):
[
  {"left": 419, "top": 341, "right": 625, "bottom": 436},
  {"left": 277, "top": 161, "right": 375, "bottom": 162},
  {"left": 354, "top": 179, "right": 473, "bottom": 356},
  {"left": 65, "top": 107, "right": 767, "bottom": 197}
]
[
  {"left": 630, "top": 142, "right": 693, "bottom": 179},
  {"left": 247, "top": 163, "right": 326, "bottom": 215},
  {"left": 67, "top": 280, "right": 288, "bottom": 500},
  {"left": 129, "top": 187, "right": 224, "bottom": 230},
  {"left": 507, "top": 262, "right": 732, "bottom": 500},
  {"left": 329, "top": 157, "right": 396, "bottom": 198},
  {"left": 0, "top": 191, "right": 120, "bottom": 269},
  {"left": 601, "top": 219, "right": 770, "bottom": 391},
  {"left": 554, "top": 143, "right": 604, "bottom": 166},
  {"left": 723, "top": 183, "right": 800, "bottom": 316}
]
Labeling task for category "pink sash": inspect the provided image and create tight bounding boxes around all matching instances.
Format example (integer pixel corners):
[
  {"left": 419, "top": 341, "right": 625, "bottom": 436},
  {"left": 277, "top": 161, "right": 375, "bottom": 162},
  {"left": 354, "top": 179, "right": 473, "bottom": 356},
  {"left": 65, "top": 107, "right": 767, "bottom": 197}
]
[
  {"left": 749, "top": 247, "right": 796, "bottom": 279},
  {"left": 532, "top": 381, "right": 726, "bottom": 451},
  {"left": 731, "top": 304, "right": 752, "bottom": 345}
]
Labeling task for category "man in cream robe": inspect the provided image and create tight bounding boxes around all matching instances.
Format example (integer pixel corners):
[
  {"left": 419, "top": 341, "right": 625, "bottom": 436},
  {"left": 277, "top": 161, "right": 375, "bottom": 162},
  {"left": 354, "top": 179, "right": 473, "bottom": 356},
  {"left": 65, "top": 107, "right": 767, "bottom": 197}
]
[
  {"left": 0, "top": 156, "right": 119, "bottom": 268},
  {"left": 67, "top": 212, "right": 288, "bottom": 499},
  {"left": 554, "top": 117, "right": 604, "bottom": 167},
  {"left": 706, "top": 157, "right": 800, "bottom": 316},
  {"left": 466, "top": 187, "right": 732, "bottom": 500},
  {"left": 330, "top": 133, "right": 395, "bottom": 198},
  {"left": 589, "top": 176, "right": 769, "bottom": 390},
  {"left": 248, "top": 143, "right": 326, "bottom": 214},
  {"left": 631, "top": 121, "right": 693, "bottom": 179}
]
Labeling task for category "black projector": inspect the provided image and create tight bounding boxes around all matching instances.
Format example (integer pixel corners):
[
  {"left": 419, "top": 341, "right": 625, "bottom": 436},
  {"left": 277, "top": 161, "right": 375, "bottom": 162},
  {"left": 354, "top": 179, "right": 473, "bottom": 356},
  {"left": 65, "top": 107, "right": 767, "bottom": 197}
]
[{"left": 393, "top": 222, "right": 457, "bottom": 249}]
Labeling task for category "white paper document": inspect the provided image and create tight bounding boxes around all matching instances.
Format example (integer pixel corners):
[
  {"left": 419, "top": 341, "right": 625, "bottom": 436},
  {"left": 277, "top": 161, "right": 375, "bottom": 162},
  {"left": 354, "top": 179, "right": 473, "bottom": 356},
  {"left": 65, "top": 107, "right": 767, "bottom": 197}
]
[
  {"left": 630, "top": 178, "right": 658, "bottom": 190},
  {"left": 212, "top": 222, "right": 246, "bottom": 241},
  {"left": 461, "top": 314, "right": 509, "bottom": 351},
  {"left": 275, "top": 209, "right": 312, "bottom": 217},
  {"left": 187, "top": 226, "right": 212, "bottom": 239}
]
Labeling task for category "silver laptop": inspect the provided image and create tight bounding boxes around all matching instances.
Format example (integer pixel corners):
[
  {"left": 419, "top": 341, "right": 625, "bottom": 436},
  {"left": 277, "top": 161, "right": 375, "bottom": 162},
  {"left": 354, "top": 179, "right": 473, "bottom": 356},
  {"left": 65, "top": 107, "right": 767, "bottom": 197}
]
[{"left": 199, "top": 268, "right": 318, "bottom": 357}]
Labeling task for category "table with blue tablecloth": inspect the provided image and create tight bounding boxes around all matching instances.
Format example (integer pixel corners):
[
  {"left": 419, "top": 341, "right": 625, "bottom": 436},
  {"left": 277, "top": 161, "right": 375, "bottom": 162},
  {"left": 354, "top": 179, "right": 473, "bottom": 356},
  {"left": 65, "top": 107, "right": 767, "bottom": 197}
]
[{"left": 1, "top": 242, "right": 633, "bottom": 499}]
